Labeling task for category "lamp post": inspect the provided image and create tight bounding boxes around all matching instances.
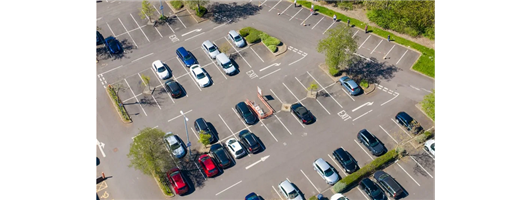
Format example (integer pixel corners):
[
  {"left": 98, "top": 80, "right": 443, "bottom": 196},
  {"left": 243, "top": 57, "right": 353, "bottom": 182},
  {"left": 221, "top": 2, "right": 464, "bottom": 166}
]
[
  {"left": 160, "top": 0, "right": 164, "bottom": 17},
  {"left": 180, "top": 110, "right": 191, "bottom": 159}
]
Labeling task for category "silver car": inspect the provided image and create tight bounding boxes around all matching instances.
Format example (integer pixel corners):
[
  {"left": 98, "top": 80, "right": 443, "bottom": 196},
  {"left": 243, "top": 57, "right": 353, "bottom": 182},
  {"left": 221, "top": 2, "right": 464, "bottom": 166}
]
[
  {"left": 228, "top": 30, "right": 246, "bottom": 48},
  {"left": 278, "top": 180, "right": 303, "bottom": 200},
  {"left": 164, "top": 132, "right": 186, "bottom": 158},
  {"left": 202, "top": 40, "right": 220, "bottom": 59},
  {"left": 313, "top": 158, "right": 340, "bottom": 185}
]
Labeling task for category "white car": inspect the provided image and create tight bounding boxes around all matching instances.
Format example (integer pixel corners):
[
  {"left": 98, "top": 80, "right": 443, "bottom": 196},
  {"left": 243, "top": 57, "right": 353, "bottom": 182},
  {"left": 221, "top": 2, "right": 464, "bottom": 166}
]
[
  {"left": 313, "top": 158, "right": 340, "bottom": 185},
  {"left": 330, "top": 193, "right": 349, "bottom": 200},
  {"left": 152, "top": 60, "right": 170, "bottom": 80},
  {"left": 226, "top": 138, "right": 246, "bottom": 159},
  {"left": 164, "top": 132, "right": 186, "bottom": 159},
  {"left": 190, "top": 64, "right": 210, "bottom": 87},
  {"left": 228, "top": 30, "right": 246, "bottom": 48},
  {"left": 424, "top": 139, "right": 435, "bottom": 157},
  {"left": 202, "top": 40, "right": 220, "bottom": 59},
  {"left": 278, "top": 180, "right": 303, "bottom": 200}
]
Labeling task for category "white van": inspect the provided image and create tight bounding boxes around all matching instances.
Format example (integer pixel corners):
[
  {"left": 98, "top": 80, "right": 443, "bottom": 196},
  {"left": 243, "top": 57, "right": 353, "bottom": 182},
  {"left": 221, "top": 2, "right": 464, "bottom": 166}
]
[{"left": 215, "top": 53, "right": 237, "bottom": 75}]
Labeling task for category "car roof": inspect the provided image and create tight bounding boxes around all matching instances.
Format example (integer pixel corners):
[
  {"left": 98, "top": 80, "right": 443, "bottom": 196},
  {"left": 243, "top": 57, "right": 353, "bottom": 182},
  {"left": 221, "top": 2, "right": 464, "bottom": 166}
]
[
  {"left": 195, "top": 118, "right": 208, "bottom": 129},
  {"left": 215, "top": 53, "right": 230, "bottom": 63},
  {"left": 210, "top": 143, "right": 222, "bottom": 150},
  {"left": 177, "top": 47, "right": 188, "bottom": 54},
  {"left": 237, "top": 102, "right": 250, "bottom": 112},
  {"left": 314, "top": 158, "right": 330, "bottom": 170},
  {"left": 228, "top": 30, "right": 239, "bottom": 37},
  {"left": 153, "top": 60, "right": 163, "bottom": 67},
  {"left": 165, "top": 135, "right": 178, "bottom": 145},
  {"left": 202, "top": 40, "right": 214, "bottom": 47},
  {"left": 191, "top": 65, "right": 203, "bottom": 73},
  {"left": 199, "top": 155, "right": 215, "bottom": 167},
  {"left": 361, "top": 178, "right": 376, "bottom": 188},
  {"left": 397, "top": 112, "right": 413, "bottom": 122},
  {"left": 334, "top": 148, "right": 347, "bottom": 159},
  {"left": 279, "top": 180, "right": 295, "bottom": 192}
]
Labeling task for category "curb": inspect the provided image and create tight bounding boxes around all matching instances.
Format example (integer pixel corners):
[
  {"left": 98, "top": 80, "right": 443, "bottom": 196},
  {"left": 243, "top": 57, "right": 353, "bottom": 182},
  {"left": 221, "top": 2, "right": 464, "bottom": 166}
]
[
  {"left": 270, "top": 42, "right": 288, "bottom": 57},
  {"left": 105, "top": 85, "right": 132, "bottom": 124},
  {"left": 415, "top": 103, "right": 434, "bottom": 123},
  {"left": 164, "top": 0, "right": 181, "bottom": 14},
  {"left": 152, "top": 174, "right": 174, "bottom": 197},
  {"left": 318, "top": 63, "right": 341, "bottom": 82},
  {"left": 363, "top": 83, "right": 376, "bottom": 95}
]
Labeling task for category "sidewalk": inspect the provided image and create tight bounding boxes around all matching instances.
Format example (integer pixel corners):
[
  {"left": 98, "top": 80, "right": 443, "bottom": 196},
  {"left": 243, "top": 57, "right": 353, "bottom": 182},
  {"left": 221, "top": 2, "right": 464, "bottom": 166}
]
[{"left": 311, "top": 1, "right": 435, "bottom": 50}]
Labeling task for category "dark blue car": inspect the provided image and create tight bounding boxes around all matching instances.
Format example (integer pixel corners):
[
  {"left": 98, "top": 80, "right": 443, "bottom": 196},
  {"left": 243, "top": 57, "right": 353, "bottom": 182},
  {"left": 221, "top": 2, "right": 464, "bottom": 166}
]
[
  {"left": 97, "top": 31, "right": 104, "bottom": 45},
  {"left": 245, "top": 192, "right": 260, "bottom": 200},
  {"left": 104, "top": 36, "right": 123, "bottom": 54},
  {"left": 176, "top": 47, "right": 198, "bottom": 67}
]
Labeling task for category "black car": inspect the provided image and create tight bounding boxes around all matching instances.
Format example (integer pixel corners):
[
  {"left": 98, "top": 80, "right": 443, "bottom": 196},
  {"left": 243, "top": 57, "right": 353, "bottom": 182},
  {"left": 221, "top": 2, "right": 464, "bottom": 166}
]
[
  {"left": 194, "top": 118, "right": 215, "bottom": 143},
  {"left": 165, "top": 80, "right": 184, "bottom": 98},
  {"left": 238, "top": 130, "right": 260, "bottom": 154},
  {"left": 235, "top": 102, "right": 258, "bottom": 125},
  {"left": 359, "top": 178, "right": 387, "bottom": 200},
  {"left": 97, "top": 31, "right": 104, "bottom": 45},
  {"left": 291, "top": 103, "right": 316, "bottom": 124},
  {"left": 332, "top": 148, "right": 358, "bottom": 173},
  {"left": 395, "top": 112, "right": 423, "bottom": 134},
  {"left": 357, "top": 129, "right": 387, "bottom": 156},
  {"left": 374, "top": 171, "right": 404, "bottom": 199},
  {"left": 209, "top": 144, "right": 232, "bottom": 169},
  {"left": 104, "top": 36, "right": 123, "bottom": 54}
]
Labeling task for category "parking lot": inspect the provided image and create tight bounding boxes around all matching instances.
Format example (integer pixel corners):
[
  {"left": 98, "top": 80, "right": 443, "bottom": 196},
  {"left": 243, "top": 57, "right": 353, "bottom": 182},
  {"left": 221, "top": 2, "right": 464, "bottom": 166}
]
[{"left": 97, "top": 1, "right": 434, "bottom": 200}]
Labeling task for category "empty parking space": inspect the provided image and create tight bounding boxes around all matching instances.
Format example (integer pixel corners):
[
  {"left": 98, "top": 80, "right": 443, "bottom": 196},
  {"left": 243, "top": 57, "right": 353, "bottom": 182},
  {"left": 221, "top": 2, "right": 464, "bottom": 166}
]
[{"left": 174, "top": 9, "right": 198, "bottom": 28}]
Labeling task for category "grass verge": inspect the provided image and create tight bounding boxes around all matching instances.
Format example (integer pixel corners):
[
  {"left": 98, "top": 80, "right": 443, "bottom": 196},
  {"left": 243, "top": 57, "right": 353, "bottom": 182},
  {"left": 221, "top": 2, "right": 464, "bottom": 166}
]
[
  {"left": 154, "top": 172, "right": 173, "bottom": 196},
  {"left": 106, "top": 85, "right": 131, "bottom": 123}
]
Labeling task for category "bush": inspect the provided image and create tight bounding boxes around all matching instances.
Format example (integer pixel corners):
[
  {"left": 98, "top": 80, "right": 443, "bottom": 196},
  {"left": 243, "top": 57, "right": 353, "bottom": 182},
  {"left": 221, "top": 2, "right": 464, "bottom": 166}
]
[
  {"left": 267, "top": 45, "right": 277, "bottom": 53},
  {"left": 328, "top": 66, "right": 341, "bottom": 76},
  {"left": 308, "top": 196, "right": 319, "bottom": 200},
  {"left": 264, "top": 37, "right": 281, "bottom": 46},
  {"left": 106, "top": 86, "right": 131, "bottom": 122},
  {"left": 239, "top": 27, "right": 257, "bottom": 37},
  {"left": 359, "top": 79, "right": 368, "bottom": 88},
  {"left": 259, "top": 32, "right": 270, "bottom": 41},
  {"left": 155, "top": 173, "right": 173, "bottom": 196},
  {"left": 337, "top": 2, "right": 353, "bottom": 10},
  {"left": 415, "top": 131, "right": 433, "bottom": 143},
  {"left": 333, "top": 149, "right": 398, "bottom": 193},
  {"left": 245, "top": 32, "right": 261, "bottom": 43},
  {"left": 195, "top": 6, "right": 207, "bottom": 17},
  {"left": 199, "top": 131, "right": 211, "bottom": 147},
  {"left": 169, "top": 1, "right": 183, "bottom": 9}
]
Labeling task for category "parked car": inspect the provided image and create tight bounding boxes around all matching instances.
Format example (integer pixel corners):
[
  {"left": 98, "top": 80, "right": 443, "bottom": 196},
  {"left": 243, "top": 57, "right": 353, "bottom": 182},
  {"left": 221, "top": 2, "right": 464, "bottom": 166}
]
[
  {"left": 104, "top": 36, "right": 123, "bottom": 54},
  {"left": 374, "top": 171, "right": 404, "bottom": 199},
  {"left": 245, "top": 192, "right": 260, "bottom": 200},
  {"left": 226, "top": 138, "right": 246, "bottom": 159},
  {"left": 176, "top": 47, "right": 198, "bottom": 67},
  {"left": 97, "top": 31, "right": 104, "bottom": 45},
  {"left": 215, "top": 53, "right": 237, "bottom": 75},
  {"left": 152, "top": 60, "right": 171, "bottom": 80},
  {"left": 166, "top": 167, "right": 188, "bottom": 195},
  {"left": 202, "top": 40, "right": 220, "bottom": 59},
  {"left": 228, "top": 30, "right": 246, "bottom": 47},
  {"left": 395, "top": 112, "right": 423, "bottom": 134},
  {"left": 164, "top": 132, "right": 186, "bottom": 159},
  {"left": 238, "top": 130, "right": 260, "bottom": 154},
  {"left": 194, "top": 118, "right": 215, "bottom": 143},
  {"left": 291, "top": 103, "right": 316, "bottom": 124},
  {"left": 357, "top": 129, "right": 387, "bottom": 156},
  {"left": 359, "top": 178, "right": 387, "bottom": 200},
  {"left": 424, "top": 139, "right": 435, "bottom": 157},
  {"left": 330, "top": 193, "right": 349, "bottom": 200},
  {"left": 332, "top": 148, "right": 358, "bottom": 173},
  {"left": 235, "top": 102, "right": 258, "bottom": 125},
  {"left": 313, "top": 158, "right": 340, "bottom": 185},
  {"left": 164, "top": 80, "right": 184, "bottom": 98},
  {"left": 209, "top": 143, "right": 232, "bottom": 169},
  {"left": 278, "top": 180, "right": 303, "bottom": 200},
  {"left": 198, "top": 154, "right": 219, "bottom": 178},
  {"left": 339, "top": 76, "right": 362, "bottom": 96},
  {"left": 190, "top": 64, "right": 211, "bottom": 87}
]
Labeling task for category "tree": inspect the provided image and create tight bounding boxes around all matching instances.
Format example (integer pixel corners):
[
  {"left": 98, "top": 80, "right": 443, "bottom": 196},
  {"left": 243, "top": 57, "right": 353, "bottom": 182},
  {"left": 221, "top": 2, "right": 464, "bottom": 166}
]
[
  {"left": 139, "top": 0, "right": 156, "bottom": 23},
  {"left": 184, "top": 0, "right": 209, "bottom": 12},
  {"left": 421, "top": 90, "right": 435, "bottom": 121},
  {"left": 317, "top": 24, "right": 358, "bottom": 72},
  {"left": 127, "top": 128, "right": 174, "bottom": 176},
  {"left": 308, "top": 82, "right": 318, "bottom": 98},
  {"left": 198, "top": 130, "right": 211, "bottom": 147}
]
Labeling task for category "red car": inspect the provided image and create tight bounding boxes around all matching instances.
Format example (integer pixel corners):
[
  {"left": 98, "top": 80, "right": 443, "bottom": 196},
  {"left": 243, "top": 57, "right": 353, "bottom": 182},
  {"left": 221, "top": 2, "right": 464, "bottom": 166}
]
[
  {"left": 167, "top": 168, "right": 188, "bottom": 195},
  {"left": 198, "top": 154, "right": 219, "bottom": 178}
]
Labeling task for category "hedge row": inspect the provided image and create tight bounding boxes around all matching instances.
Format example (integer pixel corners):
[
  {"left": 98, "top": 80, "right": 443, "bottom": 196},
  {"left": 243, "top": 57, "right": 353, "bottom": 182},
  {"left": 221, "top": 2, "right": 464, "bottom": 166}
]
[
  {"left": 239, "top": 27, "right": 281, "bottom": 53},
  {"left": 333, "top": 149, "right": 399, "bottom": 193},
  {"left": 155, "top": 172, "right": 173, "bottom": 196},
  {"left": 194, "top": 6, "right": 207, "bottom": 17},
  {"left": 415, "top": 130, "right": 433, "bottom": 143},
  {"left": 107, "top": 85, "right": 131, "bottom": 122}
]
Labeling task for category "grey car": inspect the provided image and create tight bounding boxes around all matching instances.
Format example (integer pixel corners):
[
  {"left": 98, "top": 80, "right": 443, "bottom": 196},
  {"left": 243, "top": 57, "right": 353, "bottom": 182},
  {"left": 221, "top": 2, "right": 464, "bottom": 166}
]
[
  {"left": 228, "top": 30, "right": 246, "bottom": 47},
  {"left": 339, "top": 76, "right": 362, "bottom": 96},
  {"left": 202, "top": 40, "right": 220, "bottom": 59},
  {"left": 278, "top": 180, "right": 303, "bottom": 200},
  {"left": 313, "top": 158, "right": 340, "bottom": 185},
  {"left": 357, "top": 129, "right": 387, "bottom": 156},
  {"left": 164, "top": 132, "right": 186, "bottom": 158}
]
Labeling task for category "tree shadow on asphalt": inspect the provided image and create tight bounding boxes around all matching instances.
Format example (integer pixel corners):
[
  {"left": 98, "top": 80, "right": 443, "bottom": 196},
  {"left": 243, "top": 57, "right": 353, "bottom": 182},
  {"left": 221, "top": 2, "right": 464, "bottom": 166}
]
[
  {"left": 178, "top": 149, "right": 207, "bottom": 189},
  {"left": 343, "top": 55, "right": 401, "bottom": 84},
  {"left": 96, "top": 39, "right": 136, "bottom": 61},
  {"left": 205, "top": 2, "right": 262, "bottom": 24}
]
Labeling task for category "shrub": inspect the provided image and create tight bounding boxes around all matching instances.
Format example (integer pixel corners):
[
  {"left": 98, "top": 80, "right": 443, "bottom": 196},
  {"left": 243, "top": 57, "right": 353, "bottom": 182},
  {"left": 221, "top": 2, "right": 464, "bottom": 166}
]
[
  {"left": 155, "top": 172, "right": 173, "bottom": 196},
  {"left": 199, "top": 131, "right": 211, "bottom": 147},
  {"left": 333, "top": 149, "right": 398, "bottom": 193},
  {"left": 259, "top": 32, "right": 270, "bottom": 41},
  {"left": 264, "top": 37, "right": 281, "bottom": 46},
  {"left": 107, "top": 85, "right": 131, "bottom": 122},
  {"left": 308, "top": 196, "right": 319, "bottom": 200},
  {"left": 359, "top": 79, "right": 368, "bottom": 88},
  {"left": 415, "top": 131, "right": 433, "bottom": 143},
  {"left": 169, "top": 0, "right": 183, "bottom": 9},
  {"left": 245, "top": 32, "right": 261, "bottom": 43},
  {"left": 195, "top": 6, "right": 207, "bottom": 17},
  {"left": 328, "top": 66, "right": 341, "bottom": 76},
  {"left": 337, "top": 2, "right": 353, "bottom": 10},
  {"left": 267, "top": 45, "right": 277, "bottom": 53},
  {"left": 239, "top": 27, "right": 257, "bottom": 37}
]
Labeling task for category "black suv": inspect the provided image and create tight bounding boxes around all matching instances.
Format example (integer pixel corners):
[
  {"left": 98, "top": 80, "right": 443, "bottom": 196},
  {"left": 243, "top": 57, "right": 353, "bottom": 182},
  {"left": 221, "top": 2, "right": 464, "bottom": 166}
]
[
  {"left": 194, "top": 118, "right": 216, "bottom": 143},
  {"left": 332, "top": 148, "right": 358, "bottom": 173},
  {"left": 374, "top": 171, "right": 404, "bottom": 199},
  {"left": 235, "top": 102, "right": 258, "bottom": 125},
  {"left": 238, "top": 130, "right": 260, "bottom": 154},
  {"left": 395, "top": 112, "right": 423, "bottom": 134},
  {"left": 359, "top": 178, "right": 387, "bottom": 200},
  {"left": 209, "top": 144, "right": 232, "bottom": 169},
  {"left": 358, "top": 129, "right": 387, "bottom": 156}
]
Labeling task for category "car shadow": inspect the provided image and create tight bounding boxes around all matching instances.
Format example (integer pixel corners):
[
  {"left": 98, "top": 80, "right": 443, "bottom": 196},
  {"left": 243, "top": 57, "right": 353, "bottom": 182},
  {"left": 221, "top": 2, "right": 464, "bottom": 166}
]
[
  {"left": 254, "top": 135, "right": 266, "bottom": 154},
  {"left": 290, "top": 183, "right": 306, "bottom": 200}
]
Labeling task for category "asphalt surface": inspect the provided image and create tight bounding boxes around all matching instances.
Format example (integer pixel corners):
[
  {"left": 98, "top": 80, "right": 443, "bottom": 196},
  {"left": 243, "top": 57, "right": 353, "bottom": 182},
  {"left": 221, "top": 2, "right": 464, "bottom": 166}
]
[{"left": 97, "top": 1, "right": 435, "bottom": 199}]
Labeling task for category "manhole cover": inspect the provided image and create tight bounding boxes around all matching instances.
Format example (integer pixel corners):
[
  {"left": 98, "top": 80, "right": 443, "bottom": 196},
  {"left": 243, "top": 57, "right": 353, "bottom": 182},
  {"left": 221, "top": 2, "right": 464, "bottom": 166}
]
[{"left": 113, "top": 148, "right": 118, "bottom": 152}]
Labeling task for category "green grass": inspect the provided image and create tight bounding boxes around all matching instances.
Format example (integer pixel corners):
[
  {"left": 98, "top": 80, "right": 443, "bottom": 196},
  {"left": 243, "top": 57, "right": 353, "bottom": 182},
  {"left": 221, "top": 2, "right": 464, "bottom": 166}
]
[
  {"left": 296, "top": 1, "right": 434, "bottom": 78},
  {"left": 169, "top": 1, "right": 183, "bottom": 9},
  {"left": 308, "top": 196, "right": 318, "bottom": 200},
  {"left": 240, "top": 27, "right": 283, "bottom": 52},
  {"left": 360, "top": 79, "right": 368, "bottom": 88},
  {"left": 194, "top": 6, "right": 207, "bottom": 17},
  {"left": 267, "top": 44, "right": 277, "bottom": 53},
  {"left": 155, "top": 172, "right": 173, "bottom": 196},
  {"left": 107, "top": 86, "right": 131, "bottom": 122},
  {"left": 328, "top": 66, "right": 340, "bottom": 76}
]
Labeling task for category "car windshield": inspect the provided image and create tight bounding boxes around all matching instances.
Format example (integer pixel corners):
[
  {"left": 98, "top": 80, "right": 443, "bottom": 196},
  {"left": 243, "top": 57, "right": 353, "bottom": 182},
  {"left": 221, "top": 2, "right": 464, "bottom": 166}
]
[
  {"left": 234, "top": 35, "right": 242, "bottom": 42},
  {"left": 431, "top": 143, "right": 435, "bottom": 151},
  {"left": 168, "top": 82, "right": 178, "bottom": 91},
  {"left": 337, "top": 198, "right": 346, "bottom": 200},
  {"left": 184, "top": 54, "right": 193, "bottom": 60},
  {"left": 324, "top": 168, "right": 334, "bottom": 177},
  {"left": 343, "top": 156, "right": 353, "bottom": 165},
  {"left": 221, "top": 62, "right": 232, "bottom": 69},
  {"left": 245, "top": 134, "right": 256, "bottom": 145},
  {"left": 371, "top": 189, "right": 382, "bottom": 197},
  {"left": 208, "top": 46, "right": 217, "bottom": 53},
  {"left": 236, "top": 149, "right": 245, "bottom": 155},
  {"left": 244, "top": 112, "right": 254, "bottom": 119},
  {"left": 288, "top": 190, "right": 299, "bottom": 199},
  {"left": 157, "top": 66, "right": 166, "bottom": 73},
  {"left": 170, "top": 142, "right": 181, "bottom": 150},
  {"left": 196, "top": 72, "right": 206, "bottom": 79}
]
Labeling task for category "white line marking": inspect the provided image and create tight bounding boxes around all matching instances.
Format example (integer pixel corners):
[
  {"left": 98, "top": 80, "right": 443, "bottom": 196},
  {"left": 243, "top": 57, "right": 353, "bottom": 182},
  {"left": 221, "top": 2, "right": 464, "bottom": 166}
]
[
  {"left": 150, "top": 68, "right": 175, "bottom": 103},
  {"left": 316, "top": 99, "right": 331, "bottom": 115},
  {"left": 98, "top": 65, "right": 123, "bottom": 76},
  {"left": 122, "top": 93, "right": 143, "bottom": 102},
  {"left": 270, "top": 89, "right": 284, "bottom": 104},
  {"left": 137, "top": 73, "right": 161, "bottom": 109},
  {"left": 423, "top": 148, "right": 435, "bottom": 160},
  {"left": 421, "top": 88, "right": 433, "bottom": 93},
  {"left": 97, "top": 139, "right": 106, "bottom": 157},
  {"left": 294, "top": 77, "right": 307, "bottom": 91},
  {"left": 144, "top": 14, "right": 163, "bottom": 37},
  {"left": 288, "top": 55, "right": 306, "bottom": 66},
  {"left": 280, "top": 4, "right": 290, "bottom": 14},
  {"left": 396, "top": 162, "right": 420, "bottom": 186},
  {"left": 106, "top": 22, "right": 116, "bottom": 36},
  {"left": 115, "top": 25, "right": 148, "bottom": 37},
  {"left": 269, "top": 1, "right": 282, "bottom": 12},
  {"left": 351, "top": 102, "right": 373, "bottom": 113},
  {"left": 300, "top": 169, "right": 320, "bottom": 193},
  {"left": 130, "top": 13, "right": 150, "bottom": 42},
  {"left": 352, "top": 30, "right": 359, "bottom": 38},
  {"left": 410, "top": 156, "right": 434, "bottom": 178},
  {"left": 213, "top": 23, "right": 226, "bottom": 29},
  {"left": 383, "top": 44, "right": 395, "bottom": 58},
  {"left": 312, "top": 17, "right": 325, "bottom": 29},
  {"left": 167, "top": 109, "right": 192, "bottom": 122},
  {"left": 259, "top": 68, "right": 281, "bottom": 79},
  {"left": 184, "top": 32, "right": 205, "bottom": 41},
  {"left": 250, "top": 47, "right": 265, "bottom": 62},
  {"left": 358, "top": 35, "right": 371, "bottom": 49},
  {"left": 371, "top": 40, "right": 383, "bottom": 54},
  {"left": 260, "top": 120, "right": 278, "bottom": 142},
  {"left": 177, "top": 57, "right": 202, "bottom": 91},
  {"left": 352, "top": 110, "right": 372, "bottom": 122},
  {"left": 192, "top": 158, "right": 206, "bottom": 179},
  {"left": 176, "top": 15, "right": 187, "bottom": 29},
  {"left": 175, "top": 72, "right": 190, "bottom": 80},
  {"left": 260, "top": 0, "right": 268, "bottom": 7},
  {"left": 274, "top": 115, "right": 293, "bottom": 135},
  {"left": 186, "top": 8, "right": 199, "bottom": 23},
  {"left": 301, "top": 13, "right": 312, "bottom": 25},
  {"left": 410, "top": 85, "right": 420, "bottom": 90},
  {"left": 132, "top": 53, "right": 154, "bottom": 63},
  {"left": 396, "top": 49, "right": 408, "bottom": 65},
  {"left": 97, "top": 17, "right": 102, "bottom": 21},
  {"left": 224, "top": 37, "right": 253, "bottom": 68},
  {"left": 354, "top": 139, "right": 374, "bottom": 160},
  {"left": 260, "top": 63, "right": 281, "bottom": 72},
  {"left": 272, "top": 186, "right": 284, "bottom": 200},
  {"left": 307, "top": 71, "right": 343, "bottom": 108},
  {"left": 379, "top": 125, "right": 398, "bottom": 144},
  {"left": 182, "top": 29, "right": 202, "bottom": 37},
  {"left": 381, "top": 93, "right": 399, "bottom": 106},
  {"left": 231, "top": 108, "right": 252, "bottom": 133},
  {"left": 357, "top": 187, "right": 370, "bottom": 200},
  {"left": 189, "top": 127, "right": 200, "bottom": 140},
  {"left": 328, "top": 154, "right": 347, "bottom": 176},
  {"left": 218, "top": 114, "right": 236, "bottom": 138},
  {"left": 391, "top": 118, "right": 412, "bottom": 138},
  {"left": 215, "top": 180, "right": 242, "bottom": 196},
  {"left": 323, "top": 21, "right": 335, "bottom": 34},
  {"left": 118, "top": 18, "right": 138, "bottom": 47},
  {"left": 290, "top": 111, "right": 306, "bottom": 128},
  {"left": 290, "top": 8, "right": 303, "bottom": 21},
  {"left": 283, "top": 82, "right": 302, "bottom": 103},
  {"left": 124, "top": 79, "right": 147, "bottom": 116}
]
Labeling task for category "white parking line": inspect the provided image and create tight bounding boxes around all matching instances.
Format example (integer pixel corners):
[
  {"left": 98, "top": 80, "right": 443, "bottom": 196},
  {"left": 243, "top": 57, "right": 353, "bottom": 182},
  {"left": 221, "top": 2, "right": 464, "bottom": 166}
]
[
  {"left": 118, "top": 18, "right": 138, "bottom": 47},
  {"left": 312, "top": 16, "right": 325, "bottom": 30},
  {"left": 184, "top": 32, "right": 205, "bottom": 41},
  {"left": 274, "top": 115, "right": 293, "bottom": 135},
  {"left": 174, "top": 72, "right": 190, "bottom": 80},
  {"left": 352, "top": 29, "right": 359, "bottom": 38},
  {"left": 132, "top": 53, "right": 154, "bottom": 63},
  {"left": 130, "top": 13, "right": 150, "bottom": 42},
  {"left": 189, "top": 127, "right": 200, "bottom": 140},
  {"left": 143, "top": 14, "right": 163, "bottom": 38},
  {"left": 300, "top": 169, "right": 320, "bottom": 193},
  {"left": 354, "top": 139, "right": 374, "bottom": 160},
  {"left": 316, "top": 99, "right": 331, "bottom": 115},
  {"left": 290, "top": 111, "right": 306, "bottom": 128},
  {"left": 177, "top": 57, "right": 202, "bottom": 91},
  {"left": 123, "top": 79, "right": 147, "bottom": 116},
  {"left": 352, "top": 110, "right": 372, "bottom": 122},
  {"left": 410, "top": 156, "right": 434, "bottom": 178},
  {"left": 383, "top": 44, "right": 395, "bottom": 59},
  {"left": 192, "top": 159, "right": 206, "bottom": 180},
  {"left": 396, "top": 161, "right": 421, "bottom": 186},
  {"left": 250, "top": 46, "right": 264, "bottom": 62},
  {"left": 259, "top": 68, "right": 281, "bottom": 79},
  {"left": 339, "top": 87, "right": 356, "bottom": 102},
  {"left": 423, "top": 148, "right": 435, "bottom": 160},
  {"left": 260, "top": 120, "right": 278, "bottom": 142},
  {"left": 282, "top": 82, "right": 302, "bottom": 103},
  {"left": 224, "top": 37, "right": 253, "bottom": 68},
  {"left": 358, "top": 35, "right": 371, "bottom": 49},
  {"left": 328, "top": 154, "right": 347, "bottom": 176},
  {"left": 218, "top": 114, "right": 237, "bottom": 138},
  {"left": 380, "top": 93, "right": 399, "bottom": 106},
  {"left": 138, "top": 73, "right": 161, "bottom": 109},
  {"left": 167, "top": 109, "right": 192, "bottom": 122},
  {"left": 270, "top": 89, "right": 285, "bottom": 104},
  {"left": 213, "top": 23, "right": 226, "bottom": 29},
  {"left": 391, "top": 118, "right": 412, "bottom": 138},
  {"left": 290, "top": 8, "right": 303, "bottom": 21},
  {"left": 323, "top": 21, "right": 335, "bottom": 34},
  {"left": 288, "top": 55, "right": 306, "bottom": 66},
  {"left": 106, "top": 22, "right": 116, "bottom": 36},
  {"left": 150, "top": 68, "right": 176, "bottom": 104},
  {"left": 421, "top": 88, "right": 433, "bottom": 93},
  {"left": 122, "top": 93, "right": 143, "bottom": 103},
  {"left": 301, "top": 13, "right": 312, "bottom": 25},
  {"left": 269, "top": 0, "right": 282, "bottom": 12},
  {"left": 272, "top": 185, "right": 284, "bottom": 200},
  {"left": 396, "top": 49, "right": 408, "bottom": 65},
  {"left": 215, "top": 180, "right": 242, "bottom": 196},
  {"left": 306, "top": 71, "right": 343, "bottom": 108},
  {"left": 371, "top": 40, "right": 383, "bottom": 54},
  {"left": 231, "top": 107, "right": 252, "bottom": 133},
  {"left": 410, "top": 85, "right": 421, "bottom": 90},
  {"left": 357, "top": 187, "right": 370, "bottom": 200},
  {"left": 379, "top": 125, "right": 398, "bottom": 144},
  {"left": 280, "top": 4, "right": 290, "bottom": 14}
]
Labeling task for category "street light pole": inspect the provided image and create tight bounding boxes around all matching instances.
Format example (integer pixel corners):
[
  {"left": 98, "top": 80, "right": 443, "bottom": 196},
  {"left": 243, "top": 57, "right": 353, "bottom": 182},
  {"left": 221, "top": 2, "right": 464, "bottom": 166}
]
[
  {"left": 180, "top": 110, "right": 191, "bottom": 159},
  {"left": 160, "top": 0, "right": 164, "bottom": 17}
]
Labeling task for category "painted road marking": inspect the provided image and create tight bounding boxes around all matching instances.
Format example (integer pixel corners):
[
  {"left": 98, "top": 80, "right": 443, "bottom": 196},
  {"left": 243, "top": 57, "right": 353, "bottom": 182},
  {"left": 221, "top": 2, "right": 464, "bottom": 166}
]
[
  {"left": 396, "top": 161, "right": 421, "bottom": 186},
  {"left": 115, "top": 25, "right": 148, "bottom": 37},
  {"left": 225, "top": 37, "right": 253, "bottom": 68},
  {"left": 301, "top": 13, "right": 312, "bottom": 25},
  {"left": 106, "top": 22, "right": 116, "bottom": 36},
  {"left": 290, "top": 111, "right": 306, "bottom": 128},
  {"left": 337, "top": 110, "right": 352, "bottom": 121},
  {"left": 381, "top": 93, "right": 399, "bottom": 106},
  {"left": 97, "top": 139, "right": 106, "bottom": 157},
  {"left": 260, "top": 120, "right": 278, "bottom": 142},
  {"left": 422, "top": 88, "right": 433, "bottom": 93},
  {"left": 323, "top": 21, "right": 335, "bottom": 34},
  {"left": 358, "top": 35, "right": 371, "bottom": 49},
  {"left": 391, "top": 118, "right": 412, "bottom": 138},
  {"left": 182, "top": 29, "right": 202, "bottom": 37},
  {"left": 184, "top": 32, "right": 205, "bottom": 41},
  {"left": 274, "top": 115, "right": 293, "bottom": 135},
  {"left": 410, "top": 85, "right": 420, "bottom": 90},
  {"left": 290, "top": 8, "right": 303, "bottom": 21},
  {"left": 219, "top": 114, "right": 237, "bottom": 138},
  {"left": 307, "top": 71, "right": 343, "bottom": 108},
  {"left": 312, "top": 17, "right": 325, "bottom": 30},
  {"left": 167, "top": 109, "right": 192, "bottom": 122},
  {"left": 371, "top": 40, "right": 383, "bottom": 54},
  {"left": 396, "top": 49, "right": 408, "bottom": 65},
  {"left": 189, "top": 127, "right": 200, "bottom": 140},
  {"left": 280, "top": 4, "right": 290, "bottom": 15},
  {"left": 124, "top": 79, "right": 147, "bottom": 116},
  {"left": 379, "top": 125, "right": 398, "bottom": 144},
  {"left": 130, "top": 13, "right": 150, "bottom": 42},
  {"left": 357, "top": 187, "right": 370, "bottom": 200},
  {"left": 383, "top": 44, "right": 396, "bottom": 59},
  {"left": 138, "top": 73, "right": 161, "bottom": 109},
  {"left": 288, "top": 55, "right": 306, "bottom": 66},
  {"left": 328, "top": 154, "right": 347, "bottom": 176},
  {"left": 260, "top": 63, "right": 281, "bottom": 72},
  {"left": 175, "top": 14, "right": 187, "bottom": 29},
  {"left": 245, "top": 155, "right": 270, "bottom": 170},
  {"left": 251, "top": 46, "right": 265, "bottom": 62},
  {"left": 246, "top": 70, "right": 258, "bottom": 79},
  {"left": 355, "top": 139, "right": 374, "bottom": 160},
  {"left": 150, "top": 8, "right": 171, "bottom": 35},
  {"left": 259, "top": 68, "right": 281, "bottom": 79},
  {"left": 231, "top": 107, "right": 252, "bottom": 133},
  {"left": 216, "top": 180, "right": 242, "bottom": 196},
  {"left": 351, "top": 102, "right": 373, "bottom": 113},
  {"left": 352, "top": 29, "right": 359, "bottom": 38},
  {"left": 283, "top": 82, "right": 302, "bottom": 103},
  {"left": 118, "top": 18, "right": 138, "bottom": 47},
  {"left": 269, "top": 0, "right": 282, "bottom": 12},
  {"left": 272, "top": 185, "right": 284, "bottom": 200},
  {"left": 270, "top": 89, "right": 285, "bottom": 104},
  {"left": 300, "top": 169, "right": 320, "bottom": 193},
  {"left": 131, "top": 53, "right": 154, "bottom": 63},
  {"left": 423, "top": 148, "right": 435, "bottom": 160},
  {"left": 352, "top": 110, "right": 372, "bottom": 123},
  {"left": 410, "top": 156, "right": 434, "bottom": 178},
  {"left": 316, "top": 99, "right": 331, "bottom": 115}
]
